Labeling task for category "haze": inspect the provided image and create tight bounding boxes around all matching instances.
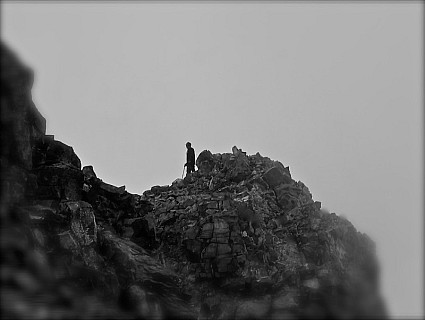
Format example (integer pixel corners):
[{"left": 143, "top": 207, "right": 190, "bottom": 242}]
[{"left": 2, "top": 2, "right": 423, "bottom": 318}]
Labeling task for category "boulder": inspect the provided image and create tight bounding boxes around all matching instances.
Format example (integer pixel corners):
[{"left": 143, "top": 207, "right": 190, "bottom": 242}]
[
  {"left": 150, "top": 185, "right": 170, "bottom": 194},
  {"left": 223, "top": 152, "right": 251, "bottom": 183},
  {"left": 274, "top": 184, "right": 301, "bottom": 211},
  {"left": 44, "top": 139, "right": 81, "bottom": 169},
  {"left": 82, "top": 165, "right": 97, "bottom": 181},
  {"left": 262, "top": 166, "right": 292, "bottom": 188},
  {"left": 196, "top": 150, "right": 216, "bottom": 174}
]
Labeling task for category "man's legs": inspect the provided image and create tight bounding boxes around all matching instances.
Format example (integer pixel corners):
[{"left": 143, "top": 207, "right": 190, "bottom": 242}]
[{"left": 187, "top": 164, "right": 195, "bottom": 175}]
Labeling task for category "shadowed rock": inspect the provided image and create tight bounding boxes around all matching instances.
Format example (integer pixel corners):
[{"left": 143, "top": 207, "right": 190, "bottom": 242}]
[{"left": 1, "top": 42, "right": 388, "bottom": 319}]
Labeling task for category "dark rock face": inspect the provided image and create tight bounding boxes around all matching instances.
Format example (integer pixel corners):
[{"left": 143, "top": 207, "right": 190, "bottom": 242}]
[
  {"left": 262, "top": 166, "right": 292, "bottom": 188},
  {"left": 196, "top": 150, "right": 216, "bottom": 174},
  {"left": 1, "top": 42, "right": 387, "bottom": 319},
  {"left": 1, "top": 43, "right": 45, "bottom": 172},
  {"left": 141, "top": 147, "right": 387, "bottom": 319},
  {"left": 1, "top": 42, "right": 129, "bottom": 319}
]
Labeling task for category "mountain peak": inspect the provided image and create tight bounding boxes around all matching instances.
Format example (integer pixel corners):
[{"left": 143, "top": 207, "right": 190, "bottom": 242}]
[{"left": 1, "top": 42, "right": 387, "bottom": 319}]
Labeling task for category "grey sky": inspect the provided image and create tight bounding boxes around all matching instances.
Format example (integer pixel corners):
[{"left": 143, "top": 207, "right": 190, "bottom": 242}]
[{"left": 2, "top": 2, "right": 423, "bottom": 318}]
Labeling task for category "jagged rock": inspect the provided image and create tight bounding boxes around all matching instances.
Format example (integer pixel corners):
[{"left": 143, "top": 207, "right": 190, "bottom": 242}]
[
  {"left": 33, "top": 164, "right": 84, "bottom": 201},
  {"left": 1, "top": 42, "right": 131, "bottom": 319},
  {"left": 82, "top": 172, "right": 152, "bottom": 227},
  {"left": 45, "top": 139, "right": 81, "bottom": 168},
  {"left": 150, "top": 185, "right": 171, "bottom": 194},
  {"left": 1, "top": 42, "right": 387, "bottom": 319},
  {"left": 82, "top": 165, "right": 97, "bottom": 181},
  {"left": 1, "top": 43, "right": 45, "bottom": 172},
  {"left": 58, "top": 201, "right": 97, "bottom": 246},
  {"left": 99, "top": 181, "right": 126, "bottom": 196},
  {"left": 99, "top": 230, "right": 197, "bottom": 319},
  {"left": 196, "top": 150, "right": 216, "bottom": 174},
  {"left": 172, "top": 178, "right": 185, "bottom": 188},
  {"left": 32, "top": 138, "right": 81, "bottom": 169},
  {"left": 262, "top": 166, "right": 292, "bottom": 187},
  {"left": 144, "top": 147, "right": 387, "bottom": 317},
  {"left": 223, "top": 150, "right": 251, "bottom": 183}
]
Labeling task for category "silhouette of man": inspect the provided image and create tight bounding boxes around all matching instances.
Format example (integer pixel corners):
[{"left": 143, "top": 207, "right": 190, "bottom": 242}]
[{"left": 185, "top": 142, "right": 195, "bottom": 176}]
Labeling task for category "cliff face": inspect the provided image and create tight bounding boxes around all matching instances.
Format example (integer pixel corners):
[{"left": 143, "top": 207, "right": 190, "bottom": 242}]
[{"left": 1, "top": 43, "right": 387, "bottom": 319}]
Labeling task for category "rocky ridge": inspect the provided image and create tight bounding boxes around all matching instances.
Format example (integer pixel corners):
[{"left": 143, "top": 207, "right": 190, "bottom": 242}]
[{"left": 1, "top": 42, "right": 387, "bottom": 319}]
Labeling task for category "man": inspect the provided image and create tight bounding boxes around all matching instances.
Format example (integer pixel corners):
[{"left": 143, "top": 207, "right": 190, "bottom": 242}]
[{"left": 184, "top": 142, "right": 195, "bottom": 176}]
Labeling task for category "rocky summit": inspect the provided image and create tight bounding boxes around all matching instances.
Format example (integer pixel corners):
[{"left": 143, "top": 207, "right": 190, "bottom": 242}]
[{"left": 1, "top": 42, "right": 387, "bottom": 319}]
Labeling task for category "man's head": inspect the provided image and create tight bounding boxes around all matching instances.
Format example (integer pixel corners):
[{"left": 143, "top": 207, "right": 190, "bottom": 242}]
[{"left": 186, "top": 142, "right": 191, "bottom": 149}]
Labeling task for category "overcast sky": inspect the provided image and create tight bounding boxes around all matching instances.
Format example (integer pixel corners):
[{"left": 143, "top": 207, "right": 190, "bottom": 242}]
[{"left": 2, "top": 2, "right": 423, "bottom": 318}]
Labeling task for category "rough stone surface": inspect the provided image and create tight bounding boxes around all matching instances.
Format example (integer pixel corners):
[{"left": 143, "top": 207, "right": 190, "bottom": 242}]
[
  {"left": 1, "top": 42, "right": 388, "bottom": 319},
  {"left": 262, "top": 166, "right": 292, "bottom": 188},
  {"left": 196, "top": 150, "right": 216, "bottom": 174}
]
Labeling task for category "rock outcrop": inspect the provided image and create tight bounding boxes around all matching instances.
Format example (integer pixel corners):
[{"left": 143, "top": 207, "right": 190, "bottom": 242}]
[{"left": 1, "top": 42, "right": 387, "bottom": 319}]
